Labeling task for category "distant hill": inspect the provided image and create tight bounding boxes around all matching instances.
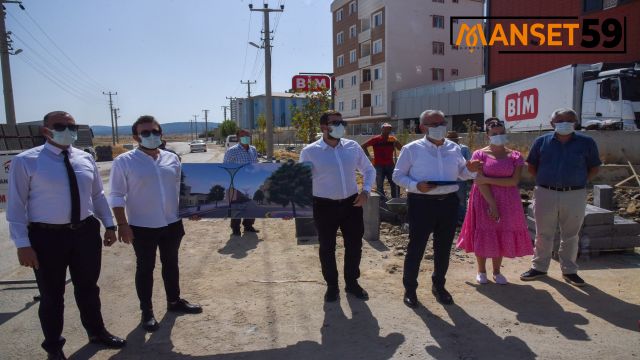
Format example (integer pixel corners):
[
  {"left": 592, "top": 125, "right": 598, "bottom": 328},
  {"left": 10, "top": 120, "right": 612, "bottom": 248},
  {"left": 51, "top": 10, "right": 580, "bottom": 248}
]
[{"left": 91, "top": 121, "right": 219, "bottom": 136}]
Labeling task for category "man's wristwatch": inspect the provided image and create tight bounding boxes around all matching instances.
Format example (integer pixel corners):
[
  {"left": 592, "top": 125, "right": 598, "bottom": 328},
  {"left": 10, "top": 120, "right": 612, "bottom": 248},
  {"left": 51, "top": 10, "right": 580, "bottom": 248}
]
[{"left": 106, "top": 225, "right": 117, "bottom": 231}]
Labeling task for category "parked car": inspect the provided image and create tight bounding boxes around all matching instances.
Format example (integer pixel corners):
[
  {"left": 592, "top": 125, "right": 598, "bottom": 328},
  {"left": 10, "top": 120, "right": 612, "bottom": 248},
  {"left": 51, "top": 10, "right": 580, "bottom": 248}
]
[
  {"left": 189, "top": 140, "right": 207, "bottom": 153},
  {"left": 225, "top": 135, "right": 238, "bottom": 149}
]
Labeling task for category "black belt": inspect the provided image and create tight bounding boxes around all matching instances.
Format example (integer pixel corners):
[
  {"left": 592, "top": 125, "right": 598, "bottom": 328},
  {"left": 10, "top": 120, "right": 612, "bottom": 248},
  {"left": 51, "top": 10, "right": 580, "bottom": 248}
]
[
  {"left": 313, "top": 193, "right": 358, "bottom": 205},
  {"left": 30, "top": 216, "right": 93, "bottom": 230},
  {"left": 539, "top": 185, "right": 585, "bottom": 192},
  {"left": 408, "top": 192, "right": 456, "bottom": 201}
]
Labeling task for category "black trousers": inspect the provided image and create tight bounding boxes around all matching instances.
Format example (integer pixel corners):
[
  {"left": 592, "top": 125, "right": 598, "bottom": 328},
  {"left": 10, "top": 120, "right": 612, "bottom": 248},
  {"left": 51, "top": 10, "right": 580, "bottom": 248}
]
[
  {"left": 29, "top": 216, "right": 105, "bottom": 354},
  {"left": 130, "top": 220, "right": 185, "bottom": 311},
  {"left": 403, "top": 193, "right": 459, "bottom": 292},
  {"left": 313, "top": 194, "right": 364, "bottom": 287},
  {"left": 230, "top": 218, "right": 255, "bottom": 230},
  {"left": 375, "top": 165, "right": 398, "bottom": 199}
]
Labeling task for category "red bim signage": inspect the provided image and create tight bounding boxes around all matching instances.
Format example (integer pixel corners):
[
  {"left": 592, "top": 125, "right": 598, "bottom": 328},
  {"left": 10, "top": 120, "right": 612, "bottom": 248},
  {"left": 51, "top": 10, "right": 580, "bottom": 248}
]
[
  {"left": 292, "top": 75, "right": 331, "bottom": 92},
  {"left": 505, "top": 88, "right": 538, "bottom": 121}
]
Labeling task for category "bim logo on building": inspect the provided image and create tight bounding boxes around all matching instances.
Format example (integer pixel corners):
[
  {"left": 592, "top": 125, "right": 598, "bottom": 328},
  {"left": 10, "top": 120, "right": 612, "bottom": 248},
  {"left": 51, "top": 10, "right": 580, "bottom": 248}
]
[{"left": 450, "top": 16, "right": 627, "bottom": 54}]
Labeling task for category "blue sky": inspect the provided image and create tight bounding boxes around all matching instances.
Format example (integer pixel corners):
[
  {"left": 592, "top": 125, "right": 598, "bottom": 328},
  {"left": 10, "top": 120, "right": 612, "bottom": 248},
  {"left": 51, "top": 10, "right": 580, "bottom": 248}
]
[
  {"left": 2, "top": 0, "right": 332, "bottom": 126},
  {"left": 184, "top": 163, "right": 280, "bottom": 196}
]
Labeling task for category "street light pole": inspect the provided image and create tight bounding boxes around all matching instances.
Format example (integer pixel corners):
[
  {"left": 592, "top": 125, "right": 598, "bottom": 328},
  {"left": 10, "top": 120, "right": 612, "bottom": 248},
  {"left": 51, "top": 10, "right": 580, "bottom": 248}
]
[{"left": 250, "top": 2, "right": 284, "bottom": 161}]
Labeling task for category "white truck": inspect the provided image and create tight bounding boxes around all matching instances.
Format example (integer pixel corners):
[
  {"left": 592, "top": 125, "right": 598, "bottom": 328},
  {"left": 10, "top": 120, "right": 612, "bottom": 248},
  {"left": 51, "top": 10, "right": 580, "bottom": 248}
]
[{"left": 484, "top": 63, "right": 640, "bottom": 132}]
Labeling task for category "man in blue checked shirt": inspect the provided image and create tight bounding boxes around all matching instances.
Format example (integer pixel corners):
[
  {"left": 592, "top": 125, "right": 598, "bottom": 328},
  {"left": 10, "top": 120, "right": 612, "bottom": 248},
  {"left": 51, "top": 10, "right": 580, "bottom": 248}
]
[{"left": 223, "top": 128, "right": 260, "bottom": 236}]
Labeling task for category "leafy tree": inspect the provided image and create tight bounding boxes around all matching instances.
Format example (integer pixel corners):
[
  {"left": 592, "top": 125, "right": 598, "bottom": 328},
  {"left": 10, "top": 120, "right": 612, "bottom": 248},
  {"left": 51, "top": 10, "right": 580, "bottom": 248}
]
[
  {"left": 219, "top": 120, "right": 238, "bottom": 139},
  {"left": 263, "top": 161, "right": 312, "bottom": 217},
  {"left": 290, "top": 80, "right": 331, "bottom": 144},
  {"left": 253, "top": 189, "right": 265, "bottom": 205},
  {"left": 207, "top": 184, "right": 226, "bottom": 208}
]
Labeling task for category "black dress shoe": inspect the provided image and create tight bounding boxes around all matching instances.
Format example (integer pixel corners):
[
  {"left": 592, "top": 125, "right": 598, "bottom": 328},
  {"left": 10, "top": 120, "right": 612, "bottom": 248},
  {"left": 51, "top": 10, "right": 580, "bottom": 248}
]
[
  {"left": 88, "top": 330, "right": 126, "bottom": 348},
  {"left": 244, "top": 226, "right": 260, "bottom": 233},
  {"left": 345, "top": 283, "right": 369, "bottom": 300},
  {"left": 232, "top": 228, "right": 241, "bottom": 236},
  {"left": 520, "top": 268, "right": 547, "bottom": 281},
  {"left": 562, "top": 273, "right": 586, "bottom": 287},
  {"left": 403, "top": 291, "right": 419, "bottom": 308},
  {"left": 324, "top": 286, "right": 339, "bottom": 302},
  {"left": 47, "top": 350, "right": 67, "bottom": 360},
  {"left": 431, "top": 286, "right": 454, "bottom": 305},
  {"left": 141, "top": 310, "right": 159, "bottom": 332},
  {"left": 167, "top": 298, "right": 203, "bottom": 314}
]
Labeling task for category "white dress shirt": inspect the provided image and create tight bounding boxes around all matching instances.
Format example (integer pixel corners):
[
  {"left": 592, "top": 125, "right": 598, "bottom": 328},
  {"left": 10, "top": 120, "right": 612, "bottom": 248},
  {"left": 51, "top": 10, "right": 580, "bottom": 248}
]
[
  {"left": 393, "top": 137, "right": 476, "bottom": 195},
  {"left": 7, "top": 142, "right": 114, "bottom": 248},
  {"left": 299, "top": 137, "right": 375, "bottom": 200},
  {"left": 109, "top": 149, "right": 181, "bottom": 228}
]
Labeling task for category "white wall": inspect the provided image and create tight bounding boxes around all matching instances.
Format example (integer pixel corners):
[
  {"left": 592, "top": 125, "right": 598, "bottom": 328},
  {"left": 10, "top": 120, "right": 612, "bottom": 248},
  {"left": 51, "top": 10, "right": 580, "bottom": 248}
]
[{"left": 335, "top": 70, "right": 361, "bottom": 117}]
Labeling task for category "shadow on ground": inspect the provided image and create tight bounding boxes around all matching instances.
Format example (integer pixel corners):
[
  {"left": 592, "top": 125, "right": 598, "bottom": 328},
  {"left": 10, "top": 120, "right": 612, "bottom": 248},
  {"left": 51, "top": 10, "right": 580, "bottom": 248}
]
[{"left": 217, "top": 233, "right": 262, "bottom": 259}]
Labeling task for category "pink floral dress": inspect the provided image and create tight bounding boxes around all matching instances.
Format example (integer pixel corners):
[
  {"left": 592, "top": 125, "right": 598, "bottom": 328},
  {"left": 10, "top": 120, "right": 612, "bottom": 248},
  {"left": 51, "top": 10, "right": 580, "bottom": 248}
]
[{"left": 456, "top": 150, "right": 533, "bottom": 258}]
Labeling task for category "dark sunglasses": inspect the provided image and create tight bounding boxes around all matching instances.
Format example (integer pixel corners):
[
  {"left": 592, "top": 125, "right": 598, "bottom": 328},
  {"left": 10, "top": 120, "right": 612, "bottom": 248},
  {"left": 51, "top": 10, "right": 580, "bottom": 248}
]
[
  {"left": 51, "top": 124, "right": 79, "bottom": 132},
  {"left": 139, "top": 129, "right": 162, "bottom": 137},
  {"left": 485, "top": 120, "right": 504, "bottom": 129},
  {"left": 328, "top": 120, "right": 347, "bottom": 127}
]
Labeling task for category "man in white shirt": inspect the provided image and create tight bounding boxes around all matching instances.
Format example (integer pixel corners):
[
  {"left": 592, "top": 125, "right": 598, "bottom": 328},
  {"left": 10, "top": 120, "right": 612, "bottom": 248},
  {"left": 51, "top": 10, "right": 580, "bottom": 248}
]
[
  {"left": 393, "top": 110, "right": 482, "bottom": 308},
  {"left": 299, "top": 110, "right": 376, "bottom": 302},
  {"left": 7, "top": 111, "right": 125, "bottom": 360},
  {"left": 109, "top": 115, "right": 202, "bottom": 332}
]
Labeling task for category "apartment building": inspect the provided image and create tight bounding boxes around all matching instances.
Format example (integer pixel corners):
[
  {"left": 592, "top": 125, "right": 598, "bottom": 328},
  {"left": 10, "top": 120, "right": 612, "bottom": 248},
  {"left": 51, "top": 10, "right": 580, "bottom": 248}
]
[{"left": 331, "top": 0, "right": 483, "bottom": 124}]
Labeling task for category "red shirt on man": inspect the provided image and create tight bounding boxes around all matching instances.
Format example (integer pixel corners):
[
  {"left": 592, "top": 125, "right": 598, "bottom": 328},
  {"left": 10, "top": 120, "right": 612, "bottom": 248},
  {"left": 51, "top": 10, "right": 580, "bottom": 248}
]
[{"left": 362, "top": 135, "right": 397, "bottom": 166}]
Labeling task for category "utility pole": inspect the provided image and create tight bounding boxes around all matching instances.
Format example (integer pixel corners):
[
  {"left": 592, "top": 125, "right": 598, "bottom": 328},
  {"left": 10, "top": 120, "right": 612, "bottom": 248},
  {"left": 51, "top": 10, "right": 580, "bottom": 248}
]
[
  {"left": 189, "top": 118, "right": 193, "bottom": 141},
  {"left": 202, "top": 109, "right": 209, "bottom": 142},
  {"left": 192, "top": 115, "right": 198, "bottom": 140},
  {"left": 250, "top": 2, "right": 284, "bottom": 161},
  {"left": 240, "top": 80, "right": 256, "bottom": 98},
  {"left": 1, "top": 1, "right": 24, "bottom": 126},
  {"left": 113, "top": 107, "right": 120, "bottom": 143},
  {"left": 103, "top": 91, "right": 117, "bottom": 146},
  {"left": 221, "top": 105, "right": 229, "bottom": 121}
]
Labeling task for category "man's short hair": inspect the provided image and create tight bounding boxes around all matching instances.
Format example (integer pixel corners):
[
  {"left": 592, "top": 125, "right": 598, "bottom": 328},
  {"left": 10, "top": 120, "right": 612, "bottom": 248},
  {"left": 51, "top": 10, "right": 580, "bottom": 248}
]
[
  {"left": 236, "top": 128, "right": 250, "bottom": 137},
  {"left": 419, "top": 109, "right": 445, "bottom": 124},
  {"left": 320, "top": 110, "right": 342, "bottom": 125},
  {"left": 131, "top": 115, "right": 162, "bottom": 136},
  {"left": 43, "top": 111, "right": 71, "bottom": 126},
  {"left": 551, "top": 108, "right": 578, "bottom": 122}
]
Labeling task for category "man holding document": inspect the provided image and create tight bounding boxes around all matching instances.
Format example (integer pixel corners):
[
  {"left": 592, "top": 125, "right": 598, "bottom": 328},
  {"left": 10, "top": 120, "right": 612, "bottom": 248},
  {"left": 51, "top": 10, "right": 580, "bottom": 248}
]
[{"left": 393, "top": 110, "right": 482, "bottom": 308}]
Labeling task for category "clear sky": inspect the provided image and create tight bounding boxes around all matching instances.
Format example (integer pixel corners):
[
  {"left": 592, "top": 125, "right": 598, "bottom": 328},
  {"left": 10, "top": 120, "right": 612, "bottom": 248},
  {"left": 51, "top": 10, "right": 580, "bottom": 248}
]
[
  {"left": 2, "top": 0, "right": 332, "bottom": 126},
  {"left": 184, "top": 163, "right": 280, "bottom": 195}
]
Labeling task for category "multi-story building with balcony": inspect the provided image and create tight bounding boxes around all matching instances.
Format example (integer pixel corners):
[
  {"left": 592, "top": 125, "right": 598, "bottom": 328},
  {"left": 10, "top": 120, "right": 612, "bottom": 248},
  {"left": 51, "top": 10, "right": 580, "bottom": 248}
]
[{"left": 331, "top": 0, "right": 483, "bottom": 127}]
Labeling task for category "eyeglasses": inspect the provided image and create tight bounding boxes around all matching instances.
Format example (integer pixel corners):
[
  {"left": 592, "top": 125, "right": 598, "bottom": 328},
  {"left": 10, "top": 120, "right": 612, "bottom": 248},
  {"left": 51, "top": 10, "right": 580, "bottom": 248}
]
[
  {"left": 328, "top": 120, "right": 347, "bottom": 127},
  {"left": 51, "top": 124, "right": 79, "bottom": 132},
  {"left": 139, "top": 129, "right": 162, "bottom": 137}
]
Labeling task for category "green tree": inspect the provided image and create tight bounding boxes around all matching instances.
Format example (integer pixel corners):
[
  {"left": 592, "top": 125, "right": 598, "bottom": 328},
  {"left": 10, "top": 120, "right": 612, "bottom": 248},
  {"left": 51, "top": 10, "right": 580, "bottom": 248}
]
[
  {"left": 253, "top": 189, "right": 265, "bottom": 205},
  {"left": 207, "top": 184, "right": 226, "bottom": 208},
  {"left": 263, "top": 161, "right": 312, "bottom": 217},
  {"left": 219, "top": 120, "right": 238, "bottom": 139},
  {"left": 253, "top": 113, "right": 267, "bottom": 154},
  {"left": 290, "top": 81, "right": 331, "bottom": 144}
]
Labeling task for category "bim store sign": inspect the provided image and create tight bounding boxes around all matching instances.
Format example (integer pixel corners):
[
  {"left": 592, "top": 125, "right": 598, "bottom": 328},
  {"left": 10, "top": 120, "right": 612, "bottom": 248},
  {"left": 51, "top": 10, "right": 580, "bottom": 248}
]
[
  {"left": 292, "top": 75, "right": 332, "bottom": 92},
  {"left": 450, "top": 16, "right": 627, "bottom": 54}
]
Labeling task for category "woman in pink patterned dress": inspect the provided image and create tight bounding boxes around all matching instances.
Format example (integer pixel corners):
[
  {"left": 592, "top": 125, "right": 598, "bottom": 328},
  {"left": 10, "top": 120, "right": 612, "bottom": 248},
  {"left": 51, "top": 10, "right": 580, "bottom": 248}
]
[{"left": 457, "top": 118, "right": 533, "bottom": 285}]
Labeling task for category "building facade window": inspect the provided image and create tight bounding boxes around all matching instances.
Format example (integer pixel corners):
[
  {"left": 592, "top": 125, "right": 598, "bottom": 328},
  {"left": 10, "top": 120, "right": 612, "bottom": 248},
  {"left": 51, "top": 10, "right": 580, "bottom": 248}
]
[
  {"left": 337, "top": 55, "right": 344, "bottom": 67},
  {"left": 336, "top": 9, "right": 343, "bottom": 22},
  {"left": 349, "top": 25, "right": 357, "bottom": 38},
  {"left": 351, "top": 74, "right": 357, "bottom": 86},
  {"left": 351, "top": 99, "right": 357, "bottom": 110},
  {"left": 432, "top": 68, "right": 444, "bottom": 81},
  {"left": 372, "top": 39, "right": 383, "bottom": 54},
  {"left": 374, "top": 93, "right": 383, "bottom": 108},
  {"left": 337, "top": 31, "right": 344, "bottom": 45},
  {"left": 374, "top": 67, "right": 383, "bottom": 80},
  {"left": 337, "top": 78, "right": 344, "bottom": 89},
  {"left": 362, "top": 68, "right": 371, "bottom": 82},
  {"left": 349, "top": 1, "right": 357, "bottom": 14},
  {"left": 433, "top": 0, "right": 444, "bottom": 3},
  {"left": 373, "top": 11, "right": 383, "bottom": 27},
  {"left": 432, "top": 41, "right": 444, "bottom": 55},
  {"left": 451, "top": 68, "right": 459, "bottom": 76},
  {"left": 338, "top": 101, "right": 344, "bottom": 111},
  {"left": 433, "top": 15, "right": 444, "bottom": 28},
  {"left": 349, "top": 49, "right": 357, "bottom": 63}
]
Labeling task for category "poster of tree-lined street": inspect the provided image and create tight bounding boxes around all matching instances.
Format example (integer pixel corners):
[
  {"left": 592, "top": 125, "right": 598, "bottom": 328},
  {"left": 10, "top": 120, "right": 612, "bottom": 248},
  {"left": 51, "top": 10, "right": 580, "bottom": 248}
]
[{"left": 179, "top": 161, "right": 313, "bottom": 219}]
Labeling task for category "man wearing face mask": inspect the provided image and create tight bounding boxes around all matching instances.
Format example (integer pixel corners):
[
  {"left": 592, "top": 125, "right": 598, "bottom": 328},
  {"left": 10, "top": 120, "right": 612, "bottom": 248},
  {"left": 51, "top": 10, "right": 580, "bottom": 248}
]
[
  {"left": 109, "top": 115, "right": 202, "bottom": 332},
  {"left": 300, "top": 110, "right": 376, "bottom": 302},
  {"left": 361, "top": 123, "right": 403, "bottom": 200},
  {"left": 521, "top": 108, "right": 601, "bottom": 287},
  {"left": 393, "top": 110, "right": 482, "bottom": 308},
  {"left": 7, "top": 111, "right": 125, "bottom": 359},
  {"left": 223, "top": 128, "right": 259, "bottom": 236}
]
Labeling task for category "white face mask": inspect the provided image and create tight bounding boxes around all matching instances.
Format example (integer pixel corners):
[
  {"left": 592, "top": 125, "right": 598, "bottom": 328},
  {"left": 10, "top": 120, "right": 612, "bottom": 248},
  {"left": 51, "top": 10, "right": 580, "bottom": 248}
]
[
  {"left": 51, "top": 129, "right": 77, "bottom": 146},
  {"left": 489, "top": 134, "right": 508, "bottom": 146},
  {"left": 427, "top": 125, "right": 447, "bottom": 141},
  {"left": 140, "top": 134, "right": 162, "bottom": 149},
  {"left": 329, "top": 124, "right": 345, "bottom": 139},
  {"left": 554, "top": 122, "right": 575, "bottom": 135}
]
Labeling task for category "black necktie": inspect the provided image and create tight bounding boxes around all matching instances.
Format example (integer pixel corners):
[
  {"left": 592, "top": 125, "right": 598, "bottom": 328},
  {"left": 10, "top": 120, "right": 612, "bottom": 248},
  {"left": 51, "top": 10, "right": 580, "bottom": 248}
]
[{"left": 62, "top": 150, "right": 81, "bottom": 224}]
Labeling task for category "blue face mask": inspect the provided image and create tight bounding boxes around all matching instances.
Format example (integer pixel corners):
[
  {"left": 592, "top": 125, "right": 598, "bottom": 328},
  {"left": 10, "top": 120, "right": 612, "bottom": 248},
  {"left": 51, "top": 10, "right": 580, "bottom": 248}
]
[
  {"left": 51, "top": 129, "right": 77, "bottom": 146},
  {"left": 140, "top": 134, "right": 162, "bottom": 149},
  {"left": 240, "top": 136, "right": 251, "bottom": 145}
]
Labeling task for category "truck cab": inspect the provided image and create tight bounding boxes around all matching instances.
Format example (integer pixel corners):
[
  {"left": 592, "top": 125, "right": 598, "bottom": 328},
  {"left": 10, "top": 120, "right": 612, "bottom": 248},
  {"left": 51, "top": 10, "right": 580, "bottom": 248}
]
[{"left": 581, "top": 65, "right": 640, "bottom": 130}]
